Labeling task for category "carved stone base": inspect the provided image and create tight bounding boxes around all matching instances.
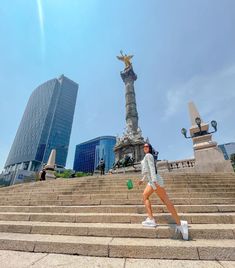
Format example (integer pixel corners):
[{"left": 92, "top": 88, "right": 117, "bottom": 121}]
[
  {"left": 111, "top": 164, "right": 141, "bottom": 174},
  {"left": 191, "top": 133, "right": 233, "bottom": 172},
  {"left": 45, "top": 170, "right": 56, "bottom": 180},
  {"left": 114, "top": 137, "right": 145, "bottom": 164},
  {"left": 194, "top": 146, "right": 233, "bottom": 173}
]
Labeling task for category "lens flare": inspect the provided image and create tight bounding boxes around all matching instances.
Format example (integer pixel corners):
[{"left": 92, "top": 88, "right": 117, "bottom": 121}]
[{"left": 36, "top": 0, "right": 45, "bottom": 60}]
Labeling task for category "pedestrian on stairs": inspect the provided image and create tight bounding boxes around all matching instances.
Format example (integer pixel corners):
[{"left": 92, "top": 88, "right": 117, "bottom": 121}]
[
  {"left": 138, "top": 142, "right": 189, "bottom": 240},
  {"left": 99, "top": 158, "right": 105, "bottom": 176},
  {"left": 39, "top": 168, "right": 46, "bottom": 181}
]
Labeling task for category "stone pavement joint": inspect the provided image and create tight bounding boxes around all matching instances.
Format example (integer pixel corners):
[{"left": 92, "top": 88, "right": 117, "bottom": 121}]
[{"left": 29, "top": 253, "right": 49, "bottom": 267}]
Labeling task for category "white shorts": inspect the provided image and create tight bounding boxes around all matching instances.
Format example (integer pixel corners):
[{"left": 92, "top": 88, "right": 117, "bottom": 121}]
[{"left": 148, "top": 181, "right": 157, "bottom": 190}]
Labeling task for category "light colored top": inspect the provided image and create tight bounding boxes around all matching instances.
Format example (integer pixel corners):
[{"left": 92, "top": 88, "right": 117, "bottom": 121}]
[{"left": 141, "top": 153, "right": 164, "bottom": 187}]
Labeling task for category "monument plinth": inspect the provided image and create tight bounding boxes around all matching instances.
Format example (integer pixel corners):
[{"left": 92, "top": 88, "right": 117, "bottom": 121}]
[
  {"left": 188, "top": 102, "right": 233, "bottom": 172},
  {"left": 114, "top": 52, "right": 146, "bottom": 168},
  {"left": 45, "top": 149, "right": 56, "bottom": 179}
]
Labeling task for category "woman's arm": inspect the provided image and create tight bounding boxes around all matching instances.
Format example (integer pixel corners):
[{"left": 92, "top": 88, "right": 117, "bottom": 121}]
[
  {"left": 146, "top": 153, "right": 157, "bottom": 181},
  {"left": 141, "top": 175, "right": 147, "bottom": 181},
  {"left": 138, "top": 175, "right": 147, "bottom": 185}
]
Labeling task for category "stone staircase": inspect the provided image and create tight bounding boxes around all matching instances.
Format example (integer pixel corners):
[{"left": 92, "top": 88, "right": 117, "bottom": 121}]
[{"left": 0, "top": 173, "right": 234, "bottom": 262}]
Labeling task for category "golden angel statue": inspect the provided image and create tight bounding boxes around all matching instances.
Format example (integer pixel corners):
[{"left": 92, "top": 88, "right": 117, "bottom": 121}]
[{"left": 117, "top": 50, "right": 133, "bottom": 70}]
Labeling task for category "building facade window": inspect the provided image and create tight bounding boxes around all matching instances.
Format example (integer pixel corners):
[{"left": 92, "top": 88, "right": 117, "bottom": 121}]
[
  {"left": 73, "top": 136, "right": 116, "bottom": 173},
  {"left": 5, "top": 75, "right": 78, "bottom": 172},
  {"left": 218, "top": 142, "right": 235, "bottom": 160}
]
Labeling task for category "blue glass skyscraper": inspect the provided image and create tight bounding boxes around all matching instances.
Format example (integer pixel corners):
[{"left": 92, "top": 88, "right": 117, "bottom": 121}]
[
  {"left": 218, "top": 142, "right": 235, "bottom": 160},
  {"left": 73, "top": 136, "right": 116, "bottom": 173},
  {"left": 5, "top": 75, "right": 78, "bottom": 172}
]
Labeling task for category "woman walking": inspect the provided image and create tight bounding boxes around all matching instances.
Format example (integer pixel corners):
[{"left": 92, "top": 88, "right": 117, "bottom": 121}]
[{"left": 138, "top": 143, "right": 189, "bottom": 240}]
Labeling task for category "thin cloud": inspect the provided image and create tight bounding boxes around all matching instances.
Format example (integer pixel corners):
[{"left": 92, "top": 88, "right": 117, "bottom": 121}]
[
  {"left": 36, "top": 0, "right": 45, "bottom": 60},
  {"left": 163, "top": 64, "right": 235, "bottom": 122}
]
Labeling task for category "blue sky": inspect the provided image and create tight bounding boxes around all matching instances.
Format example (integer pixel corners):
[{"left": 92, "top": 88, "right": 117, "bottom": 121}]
[{"left": 0, "top": 0, "right": 235, "bottom": 170}]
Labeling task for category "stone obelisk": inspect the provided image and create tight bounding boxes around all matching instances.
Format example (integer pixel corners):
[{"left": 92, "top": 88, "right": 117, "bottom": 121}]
[
  {"left": 45, "top": 149, "right": 56, "bottom": 179},
  {"left": 188, "top": 101, "right": 233, "bottom": 172},
  {"left": 114, "top": 52, "right": 145, "bottom": 165}
]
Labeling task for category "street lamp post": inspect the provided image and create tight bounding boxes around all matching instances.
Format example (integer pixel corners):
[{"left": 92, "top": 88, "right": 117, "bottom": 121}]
[
  {"left": 182, "top": 101, "right": 233, "bottom": 172},
  {"left": 181, "top": 117, "right": 217, "bottom": 139}
]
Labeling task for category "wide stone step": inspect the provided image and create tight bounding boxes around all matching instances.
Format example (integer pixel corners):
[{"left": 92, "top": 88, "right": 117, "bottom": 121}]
[
  {"left": 4, "top": 192, "right": 235, "bottom": 202},
  {"left": 65, "top": 179, "right": 235, "bottom": 184},
  {"left": 0, "top": 212, "right": 234, "bottom": 224},
  {"left": 2, "top": 184, "right": 235, "bottom": 194},
  {"left": 1, "top": 180, "right": 234, "bottom": 191},
  {"left": 0, "top": 174, "right": 233, "bottom": 187},
  {"left": 3, "top": 179, "right": 235, "bottom": 188},
  {"left": 1, "top": 192, "right": 235, "bottom": 203},
  {"left": 99, "top": 198, "right": 235, "bottom": 206},
  {"left": 0, "top": 204, "right": 234, "bottom": 214},
  {"left": 74, "top": 182, "right": 235, "bottom": 187},
  {"left": 77, "top": 186, "right": 235, "bottom": 192},
  {"left": 0, "top": 197, "right": 235, "bottom": 206},
  {"left": 76, "top": 187, "right": 235, "bottom": 193},
  {"left": 58, "top": 192, "right": 235, "bottom": 200},
  {"left": 0, "top": 221, "right": 234, "bottom": 240},
  {"left": 2, "top": 186, "right": 235, "bottom": 195},
  {"left": 46, "top": 185, "right": 235, "bottom": 191},
  {"left": 2, "top": 184, "right": 235, "bottom": 195},
  {"left": 5, "top": 180, "right": 232, "bottom": 190},
  {"left": 3, "top": 185, "right": 235, "bottom": 192},
  {"left": 0, "top": 232, "right": 234, "bottom": 260},
  {"left": 1, "top": 189, "right": 235, "bottom": 199}
]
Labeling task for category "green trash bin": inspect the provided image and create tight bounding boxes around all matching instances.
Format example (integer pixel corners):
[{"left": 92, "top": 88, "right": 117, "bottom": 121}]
[{"left": 127, "top": 179, "right": 133, "bottom": 190}]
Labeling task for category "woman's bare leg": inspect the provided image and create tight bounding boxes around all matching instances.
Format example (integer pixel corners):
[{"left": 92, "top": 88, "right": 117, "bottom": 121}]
[
  {"left": 143, "top": 184, "right": 154, "bottom": 219},
  {"left": 155, "top": 185, "right": 181, "bottom": 225}
]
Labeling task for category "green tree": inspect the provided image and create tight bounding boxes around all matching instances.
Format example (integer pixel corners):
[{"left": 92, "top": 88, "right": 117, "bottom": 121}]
[
  {"left": 55, "top": 169, "right": 90, "bottom": 178},
  {"left": 230, "top": 154, "right": 235, "bottom": 172},
  {"left": 75, "top": 172, "right": 90, "bottom": 177},
  {"left": 55, "top": 169, "right": 73, "bottom": 178}
]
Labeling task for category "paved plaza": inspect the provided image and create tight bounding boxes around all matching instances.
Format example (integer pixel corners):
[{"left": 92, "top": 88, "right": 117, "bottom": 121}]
[{"left": 0, "top": 250, "right": 235, "bottom": 268}]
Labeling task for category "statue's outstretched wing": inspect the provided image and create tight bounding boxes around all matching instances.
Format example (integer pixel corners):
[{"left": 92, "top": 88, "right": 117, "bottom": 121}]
[
  {"left": 117, "top": 56, "right": 124, "bottom": 61},
  {"left": 127, "top": 55, "right": 133, "bottom": 60}
]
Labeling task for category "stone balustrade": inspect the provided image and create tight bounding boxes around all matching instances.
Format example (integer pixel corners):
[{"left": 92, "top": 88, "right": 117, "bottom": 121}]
[
  {"left": 157, "top": 159, "right": 195, "bottom": 173},
  {"left": 168, "top": 159, "right": 195, "bottom": 170}
]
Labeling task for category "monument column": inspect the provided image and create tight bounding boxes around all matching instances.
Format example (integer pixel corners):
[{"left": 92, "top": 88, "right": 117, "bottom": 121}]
[
  {"left": 120, "top": 67, "right": 138, "bottom": 134},
  {"left": 113, "top": 52, "right": 146, "bottom": 169}
]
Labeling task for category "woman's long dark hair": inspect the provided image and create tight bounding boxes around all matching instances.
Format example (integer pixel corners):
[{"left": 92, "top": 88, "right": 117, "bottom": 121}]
[
  {"left": 144, "top": 143, "right": 153, "bottom": 154},
  {"left": 144, "top": 142, "right": 158, "bottom": 174}
]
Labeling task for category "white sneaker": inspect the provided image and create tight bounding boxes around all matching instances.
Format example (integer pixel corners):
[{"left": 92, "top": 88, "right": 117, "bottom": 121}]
[
  {"left": 142, "top": 217, "right": 157, "bottom": 227},
  {"left": 142, "top": 217, "right": 150, "bottom": 225},
  {"left": 175, "top": 220, "right": 189, "bottom": 240}
]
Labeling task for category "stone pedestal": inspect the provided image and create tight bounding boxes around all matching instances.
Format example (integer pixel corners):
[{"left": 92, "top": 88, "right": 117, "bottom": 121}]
[
  {"left": 45, "top": 149, "right": 56, "bottom": 180},
  {"left": 188, "top": 102, "right": 233, "bottom": 173},
  {"left": 157, "top": 161, "right": 170, "bottom": 173},
  {"left": 193, "top": 134, "right": 233, "bottom": 172},
  {"left": 114, "top": 136, "right": 145, "bottom": 163}
]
